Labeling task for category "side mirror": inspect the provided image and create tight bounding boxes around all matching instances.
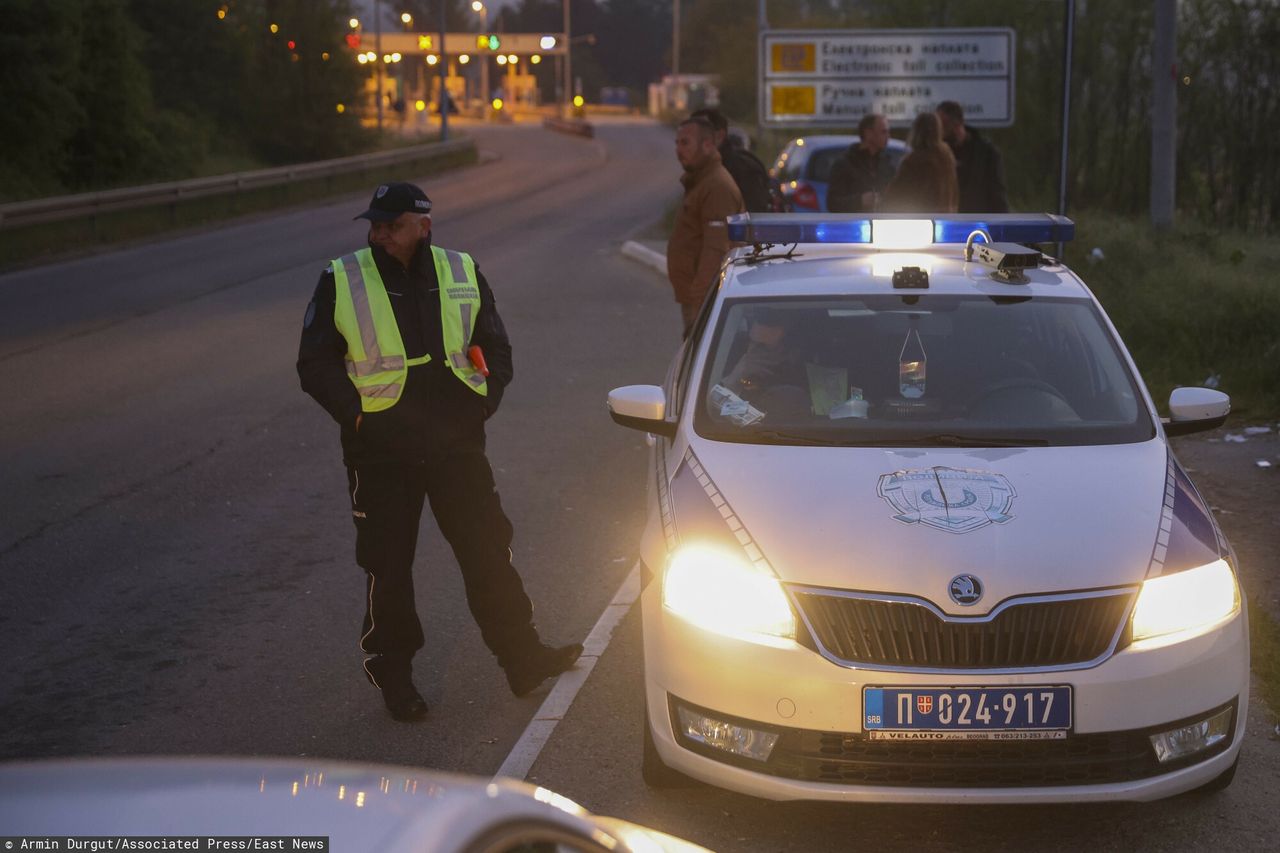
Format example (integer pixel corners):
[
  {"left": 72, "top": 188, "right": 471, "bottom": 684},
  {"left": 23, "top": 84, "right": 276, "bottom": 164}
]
[
  {"left": 607, "top": 385, "right": 676, "bottom": 438},
  {"left": 1163, "top": 387, "right": 1230, "bottom": 437}
]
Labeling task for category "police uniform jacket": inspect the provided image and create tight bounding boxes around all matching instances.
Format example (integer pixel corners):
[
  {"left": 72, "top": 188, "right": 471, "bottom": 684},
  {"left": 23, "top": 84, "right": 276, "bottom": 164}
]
[{"left": 297, "top": 239, "right": 513, "bottom": 465}]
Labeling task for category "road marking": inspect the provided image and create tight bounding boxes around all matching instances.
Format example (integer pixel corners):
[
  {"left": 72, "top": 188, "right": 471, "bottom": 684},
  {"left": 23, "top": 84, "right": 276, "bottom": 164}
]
[
  {"left": 620, "top": 240, "right": 668, "bottom": 278},
  {"left": 495, "top": 562, "right": 640, "bottom": 781}
]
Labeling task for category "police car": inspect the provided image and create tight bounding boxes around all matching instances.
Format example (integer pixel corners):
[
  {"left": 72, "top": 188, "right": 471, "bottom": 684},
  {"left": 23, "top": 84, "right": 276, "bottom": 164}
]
[{"left": 607, "top": 213, "right": 1246, "bottom": 803}]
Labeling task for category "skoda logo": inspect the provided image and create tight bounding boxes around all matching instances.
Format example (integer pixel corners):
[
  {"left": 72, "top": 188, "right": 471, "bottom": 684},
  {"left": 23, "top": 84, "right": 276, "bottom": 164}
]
[{"left": 948, "top": 574, "right": 983, "bottom": 606}]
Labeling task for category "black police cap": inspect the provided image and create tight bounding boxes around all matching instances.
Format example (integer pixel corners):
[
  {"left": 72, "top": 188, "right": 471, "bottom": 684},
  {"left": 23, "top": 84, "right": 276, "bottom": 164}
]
[{"left": 354, "top": 182, "right": 432, "bottom": 222}]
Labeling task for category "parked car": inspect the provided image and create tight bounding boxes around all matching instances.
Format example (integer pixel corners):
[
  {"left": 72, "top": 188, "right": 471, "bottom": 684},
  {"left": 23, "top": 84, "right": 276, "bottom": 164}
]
[
  {"left": 608, "top": 212, "right": 1245, "bottom": 803},
  {"left": 0, "top": 756, "right": 711, "bottom": 852},
  {"left": 769, "top": 135, "right": 908, "bottom": 211}
]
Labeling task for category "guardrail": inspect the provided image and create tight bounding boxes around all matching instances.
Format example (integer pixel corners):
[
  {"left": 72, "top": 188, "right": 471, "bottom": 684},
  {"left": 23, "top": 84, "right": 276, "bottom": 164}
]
[{"left": 0, "top": 137, "right": 476, "bottom": 231}]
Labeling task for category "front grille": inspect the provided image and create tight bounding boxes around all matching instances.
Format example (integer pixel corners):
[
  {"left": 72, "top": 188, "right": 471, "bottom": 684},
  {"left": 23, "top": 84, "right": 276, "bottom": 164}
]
[
  {"left": 793, "top": 589, "right": 1134, "bottom": 669},
  {"left": 771, "top": 729, "right": 1162, "bottom": 787}
]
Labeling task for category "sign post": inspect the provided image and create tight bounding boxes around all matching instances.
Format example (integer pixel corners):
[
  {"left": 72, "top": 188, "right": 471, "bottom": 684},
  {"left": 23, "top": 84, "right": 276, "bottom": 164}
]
[{"left": 759, "top": 29, "right": 1016, "bottom": 128}]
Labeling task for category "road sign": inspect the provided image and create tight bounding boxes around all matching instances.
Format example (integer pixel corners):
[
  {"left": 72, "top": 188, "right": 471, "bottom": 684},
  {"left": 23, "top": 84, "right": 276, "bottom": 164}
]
[{"left": 759, "top": 28, "right": 1015, "bottom": 128}]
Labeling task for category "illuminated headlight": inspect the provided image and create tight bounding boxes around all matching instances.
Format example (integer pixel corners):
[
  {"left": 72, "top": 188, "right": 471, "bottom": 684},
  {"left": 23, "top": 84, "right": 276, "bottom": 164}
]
[
  {"left": 663, "top": 545, "right": 795, "bottom": 640},
  {"left": 1130, "top": 559, "right": 1239, "bottom": 642}
]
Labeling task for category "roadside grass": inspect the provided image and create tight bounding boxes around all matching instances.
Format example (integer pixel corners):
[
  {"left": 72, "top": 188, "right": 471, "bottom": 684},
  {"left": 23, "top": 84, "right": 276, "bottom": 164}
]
[
  {"left": 1249, "top": 599, "right": 1280, "bottom": 719},
  {"left": 0, "top": 136, "right": 474, "bottom": 272},
  {"left": 1060, "top": 211, "right": 1280, "bottom": 422}
]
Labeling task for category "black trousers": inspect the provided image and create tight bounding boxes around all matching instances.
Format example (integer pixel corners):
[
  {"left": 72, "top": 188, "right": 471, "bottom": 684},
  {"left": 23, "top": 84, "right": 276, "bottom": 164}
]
[{"left": 345, "top": 453, "right": 540, "bottom": 673}]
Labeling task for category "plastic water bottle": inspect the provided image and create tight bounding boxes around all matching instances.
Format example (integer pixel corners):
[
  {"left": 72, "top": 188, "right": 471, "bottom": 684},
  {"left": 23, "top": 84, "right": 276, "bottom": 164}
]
[{"left": 899, "top": 329, "right": 926, "bottom": 399}]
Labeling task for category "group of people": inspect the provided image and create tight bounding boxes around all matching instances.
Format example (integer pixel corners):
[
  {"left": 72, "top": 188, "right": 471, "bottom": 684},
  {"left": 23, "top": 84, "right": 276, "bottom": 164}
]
[
  {"left": 828, "top": 101, "right": 1009, "bottom": 215},
  {"left": 664, "top": 102, "right": 1009, "bottom": 338}
]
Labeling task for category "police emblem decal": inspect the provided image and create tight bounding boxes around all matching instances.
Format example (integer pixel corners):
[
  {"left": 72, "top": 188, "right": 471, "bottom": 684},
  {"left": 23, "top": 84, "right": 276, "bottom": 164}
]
[
  {"left": 376, "top": 184, "right": 389, "bottom": 198},
  {"left": 949, "top": 574, "right": 984, "bottom": 606},
  {"left": 877, "top": 467, "right": 1016, "bottom": 534}
]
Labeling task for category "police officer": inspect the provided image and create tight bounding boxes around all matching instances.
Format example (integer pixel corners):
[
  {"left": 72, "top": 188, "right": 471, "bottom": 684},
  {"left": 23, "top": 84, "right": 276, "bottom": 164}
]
[{"left": 297, "top": 182, "right": 582, "bottom": 722}]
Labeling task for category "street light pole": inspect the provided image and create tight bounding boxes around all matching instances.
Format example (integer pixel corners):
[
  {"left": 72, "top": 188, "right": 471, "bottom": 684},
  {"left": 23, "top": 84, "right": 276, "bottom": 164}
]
[
  {"left": 563, "top": 0, "right": 572, "bottom": 116},
  {"left": 375, "top": 0, "right": 384, "bottom": 131},
  {"left": 473, "top": 1, "right": 489, "bottom": 113},
  {"left": 438, "top": 0, "right": 448, "bottom": 140}
]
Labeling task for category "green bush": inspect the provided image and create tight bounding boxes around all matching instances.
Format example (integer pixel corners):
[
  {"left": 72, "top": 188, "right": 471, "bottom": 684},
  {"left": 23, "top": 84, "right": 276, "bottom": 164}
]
[{"left": 1062, "top": 212, "right": 1280, "bottom": 421}]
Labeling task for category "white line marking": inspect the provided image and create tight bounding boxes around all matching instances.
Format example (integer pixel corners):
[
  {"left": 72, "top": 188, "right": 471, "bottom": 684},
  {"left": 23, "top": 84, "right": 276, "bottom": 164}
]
[
  {"left": 620, "top": 240, "right": 668, "bottom": 277},
  {"left": 495, "top": 562, "right": 641, "bottom": 781}
]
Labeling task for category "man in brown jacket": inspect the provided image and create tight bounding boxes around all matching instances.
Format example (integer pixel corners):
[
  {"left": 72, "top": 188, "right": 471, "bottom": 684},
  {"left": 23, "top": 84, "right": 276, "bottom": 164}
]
[{"left": 667, "top": 116, "right": 745, "bottom": 337}]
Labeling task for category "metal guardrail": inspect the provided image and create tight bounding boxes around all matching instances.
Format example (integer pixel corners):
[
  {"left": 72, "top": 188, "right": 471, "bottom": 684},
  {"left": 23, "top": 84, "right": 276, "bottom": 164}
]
[{"left": 0, "top": 137, "right": 476, "bottom": 231}]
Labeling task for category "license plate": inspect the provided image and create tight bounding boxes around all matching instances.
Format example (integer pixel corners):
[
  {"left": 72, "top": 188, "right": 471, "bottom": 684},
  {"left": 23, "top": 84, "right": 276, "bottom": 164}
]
[{"left": 863, "top": 686, "right": 1072, "bottom": 741}]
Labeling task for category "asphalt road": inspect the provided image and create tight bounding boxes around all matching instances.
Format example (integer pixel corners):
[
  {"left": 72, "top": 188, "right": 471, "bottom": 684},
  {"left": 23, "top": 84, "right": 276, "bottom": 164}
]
[{"left": 2, "top": 119, "right": 1276, "bottom": 852}]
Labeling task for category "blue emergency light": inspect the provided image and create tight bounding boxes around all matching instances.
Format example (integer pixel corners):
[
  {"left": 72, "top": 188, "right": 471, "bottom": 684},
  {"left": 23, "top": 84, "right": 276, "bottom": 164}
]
[{"left": 726, "top": 213, "right": 1075, "bottom": 247}]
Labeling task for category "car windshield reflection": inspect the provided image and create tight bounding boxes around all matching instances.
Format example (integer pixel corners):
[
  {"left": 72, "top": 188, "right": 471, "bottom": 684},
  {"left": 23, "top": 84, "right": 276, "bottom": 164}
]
[{"left": 695, "top": 295, "right": 1155, "bottom": 447}]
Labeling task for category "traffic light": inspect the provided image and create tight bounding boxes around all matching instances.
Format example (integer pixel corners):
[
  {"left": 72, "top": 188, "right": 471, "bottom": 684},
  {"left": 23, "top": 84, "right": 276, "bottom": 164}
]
[{"left": 476, "top": 34, "right": 501, "bottom": 50}]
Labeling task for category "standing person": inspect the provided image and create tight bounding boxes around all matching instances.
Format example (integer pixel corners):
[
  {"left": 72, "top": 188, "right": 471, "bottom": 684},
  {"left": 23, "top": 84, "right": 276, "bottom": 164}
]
[
  {"left": 827, "top": 113, "right": 895, "bottom": 212},
  {"left": 667, "top": 116, "right": 745, "bottom": 337},
  {"left": 935, "top": 100, "right": 1009, "bottom": 213},
  {"left": 690, "top": 108, "right": 773, "bottom": 212},
  {"left": 881, "top": 112, "right": 959, "bottom": 214},
  {"left": 297, "top": 182, "right": 582, "bottom": 722}
]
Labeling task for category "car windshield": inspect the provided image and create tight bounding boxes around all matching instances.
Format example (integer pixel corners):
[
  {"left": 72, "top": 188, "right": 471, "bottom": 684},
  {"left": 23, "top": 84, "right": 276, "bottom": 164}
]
[{"left": 694, "top": 295, "right": 1154, "bottom": 447}]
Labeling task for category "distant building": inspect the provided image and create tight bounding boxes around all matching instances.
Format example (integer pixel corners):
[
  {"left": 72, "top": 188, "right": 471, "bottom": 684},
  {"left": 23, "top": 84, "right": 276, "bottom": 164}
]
[{"left": 649, "top": 74, "right": 720, "bottom": 116}]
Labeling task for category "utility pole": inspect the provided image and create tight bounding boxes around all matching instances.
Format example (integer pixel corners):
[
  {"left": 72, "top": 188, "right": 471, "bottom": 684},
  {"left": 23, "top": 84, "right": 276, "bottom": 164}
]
[
  {"left": 672, "top": 0, "right": 680, "bottom": 79},
  {"left": 375, "top": 0, "right": 384, "bottom": 131},
  {"left": 438, "top": 0, "right": 448, "bottom": 140},
  {"left": 1151, "top": 0, "right": 1177, "bottom": 230},
  {"left": 563, "top": 0, "right": 572, "bottom": 116},
  {"left": 1056, "top": 0, "right": 1075, "bottom": 259}
]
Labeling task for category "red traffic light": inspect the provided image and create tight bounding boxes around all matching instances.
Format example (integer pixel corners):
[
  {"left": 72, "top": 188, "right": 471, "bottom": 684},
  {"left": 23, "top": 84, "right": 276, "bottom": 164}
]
[
  {"left": 287, "top": 39, "right": 296, "bottom": 49},
  {"left": 345, "top": 33, "right": 361, "bottom": 49}
]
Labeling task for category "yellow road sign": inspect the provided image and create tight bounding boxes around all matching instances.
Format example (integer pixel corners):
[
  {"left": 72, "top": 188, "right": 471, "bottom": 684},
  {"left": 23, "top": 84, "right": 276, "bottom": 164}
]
[
  {"left": 770, "top": 85, "right": 816, "bottom": 116},
  {"left": 771, "top": 42, "right": 815, "bottom": 73}
]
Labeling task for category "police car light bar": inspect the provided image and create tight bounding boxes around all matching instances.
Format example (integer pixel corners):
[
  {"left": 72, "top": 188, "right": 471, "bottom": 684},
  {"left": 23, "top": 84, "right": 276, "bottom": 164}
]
[{"left": 727, "top": 213, "right": 1075, "bottom": 247}]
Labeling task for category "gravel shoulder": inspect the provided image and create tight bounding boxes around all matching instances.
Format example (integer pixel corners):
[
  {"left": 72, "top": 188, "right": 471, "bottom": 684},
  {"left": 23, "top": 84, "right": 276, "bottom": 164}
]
[{"left": 1171, "top": 425, "right": 1280, "bottom": 626}]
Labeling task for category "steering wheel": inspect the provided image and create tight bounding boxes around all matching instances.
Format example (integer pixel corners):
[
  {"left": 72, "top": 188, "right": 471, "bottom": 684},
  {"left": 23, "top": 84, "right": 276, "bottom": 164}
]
[
  {"left": 754, "top": 384, "right": 812, "bottom": 418},
  {"left": 968, "top": 378, "right": 1075, "bottom": 418}
]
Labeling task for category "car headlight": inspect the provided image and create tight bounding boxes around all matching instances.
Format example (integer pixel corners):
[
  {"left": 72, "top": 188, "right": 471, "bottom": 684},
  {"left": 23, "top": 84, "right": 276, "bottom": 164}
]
[
  {"left": 663, "top": 545, "right": 796, "bottom": 640},
  {"left": 1130, "top": 558, "right": 1239, "bottom": 642}
]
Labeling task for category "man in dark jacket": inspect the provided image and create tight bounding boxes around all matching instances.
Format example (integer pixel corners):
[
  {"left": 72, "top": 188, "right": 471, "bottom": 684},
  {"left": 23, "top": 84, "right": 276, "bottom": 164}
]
[
  {"left": 936, "top": 101, "right": 1010, "bottom": 213},
  {"left": 827, "top": 113, "right": 895, "bottom": 213},
  {"left": 297, "top": 182, "right": 581, "bottom": 722},
  {"left": 691, "top": 108, "right": 773, "bottom": 213}
]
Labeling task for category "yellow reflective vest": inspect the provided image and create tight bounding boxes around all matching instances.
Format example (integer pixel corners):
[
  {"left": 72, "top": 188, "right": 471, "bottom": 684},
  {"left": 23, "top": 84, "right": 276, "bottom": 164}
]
[{"left": 331, "top": 246, "right": 488, "bottom": 412}]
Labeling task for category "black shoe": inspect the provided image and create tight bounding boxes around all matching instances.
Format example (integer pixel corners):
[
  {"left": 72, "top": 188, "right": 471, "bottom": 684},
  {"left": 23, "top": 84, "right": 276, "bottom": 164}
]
[
  {"left": 364, "top": 657, "right": 428, "bottom": 722},
  {"left": 505, "top": 643, "right": 584, "bottom": 697}
]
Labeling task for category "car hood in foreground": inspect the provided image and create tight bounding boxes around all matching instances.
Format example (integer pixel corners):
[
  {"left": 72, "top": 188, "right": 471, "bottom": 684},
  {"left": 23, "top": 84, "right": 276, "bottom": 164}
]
[
  {"left": 0, "top": 757, "right": 710, "bottom": 853},
  {"left": 669, "top": 437, "right": 1223, "bottom": 616}
]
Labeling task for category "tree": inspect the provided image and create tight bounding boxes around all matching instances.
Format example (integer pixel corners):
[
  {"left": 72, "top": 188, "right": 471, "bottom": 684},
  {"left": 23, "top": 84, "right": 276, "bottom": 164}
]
[{"left": 0, "top": 1, "right": 85, "bottom": 199}]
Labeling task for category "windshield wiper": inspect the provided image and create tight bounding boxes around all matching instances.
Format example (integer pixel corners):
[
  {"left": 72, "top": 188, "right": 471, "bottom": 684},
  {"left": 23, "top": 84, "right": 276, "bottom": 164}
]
[
  {"left": 740, "top": 429, "right": 833, "bottom": 446},
  {"left": 871, "top": 433, "right": 1050, "bottom": 448}
]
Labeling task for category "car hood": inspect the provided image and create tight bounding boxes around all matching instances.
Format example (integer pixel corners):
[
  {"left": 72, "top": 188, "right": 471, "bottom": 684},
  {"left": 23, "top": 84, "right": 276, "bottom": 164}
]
[
  {"left": 674, "top": 437, "right": 1188, "bottom": 616},
  {"left": 0, "top": 757, "right": 711, "bottom": 853}
]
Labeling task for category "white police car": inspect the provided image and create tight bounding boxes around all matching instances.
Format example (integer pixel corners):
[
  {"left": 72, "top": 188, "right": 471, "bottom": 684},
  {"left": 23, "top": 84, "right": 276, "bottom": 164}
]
[{"left": 608, "top": 213, "right": 1246, "bottom": 803}]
